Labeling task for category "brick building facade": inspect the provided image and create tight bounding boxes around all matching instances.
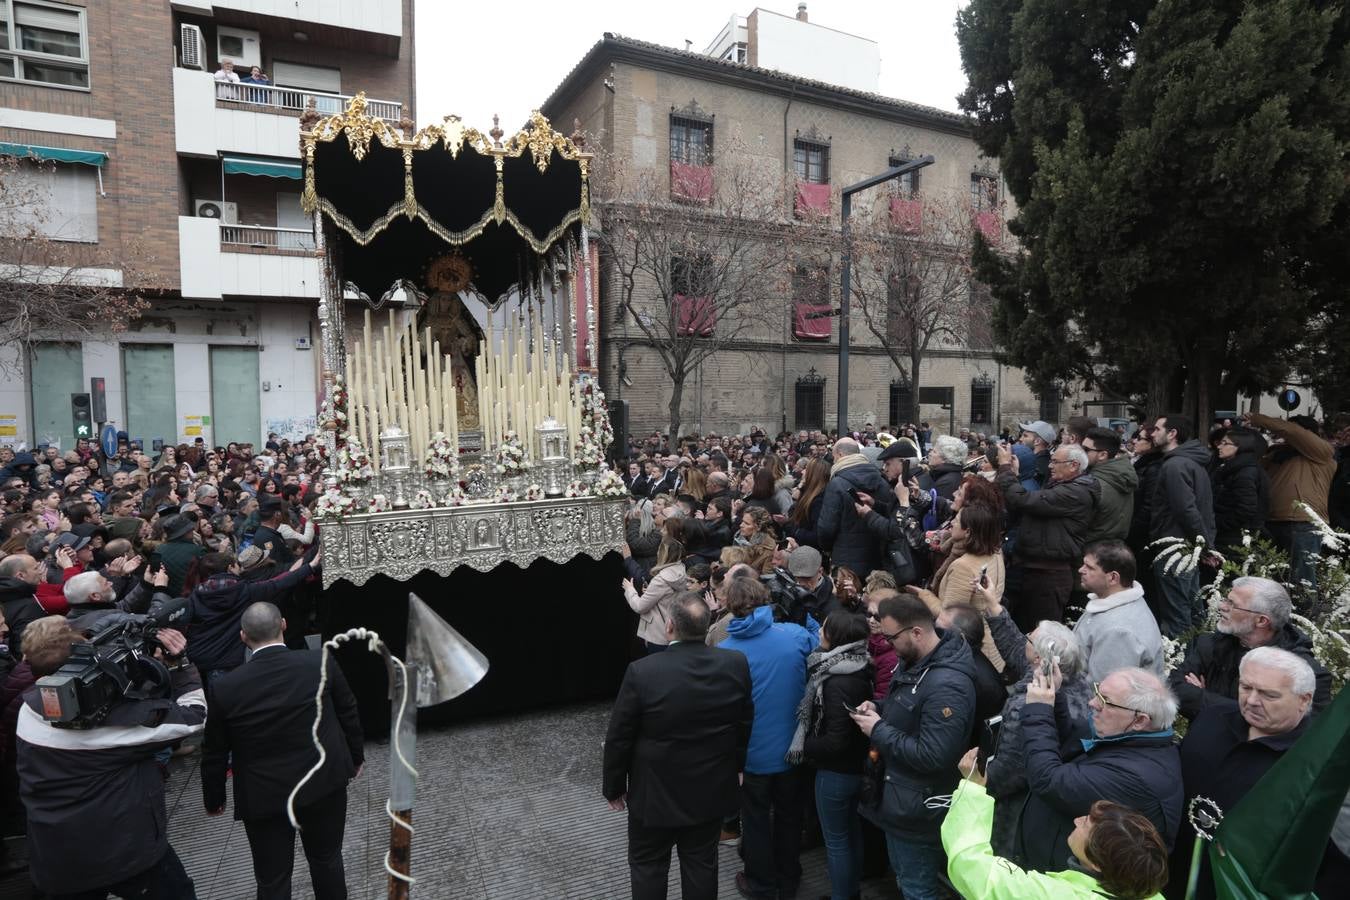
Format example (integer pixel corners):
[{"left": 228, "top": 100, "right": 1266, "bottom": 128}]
[
  {"left": 543, "top": 27, "right": 1088, "bottom": 439},
  {"left": 0, "top": 0, "right": 414, "bottom": 450}
]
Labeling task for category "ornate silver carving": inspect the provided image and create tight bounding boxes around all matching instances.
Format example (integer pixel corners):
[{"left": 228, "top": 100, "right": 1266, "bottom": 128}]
[{"left": 319, "top": 496, "right": 628, "bottom": 587}]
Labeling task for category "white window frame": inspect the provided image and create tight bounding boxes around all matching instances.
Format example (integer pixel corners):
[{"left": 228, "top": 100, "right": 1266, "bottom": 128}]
[{"left": 0, "top": 0, "right": 90, "bottom": 92}]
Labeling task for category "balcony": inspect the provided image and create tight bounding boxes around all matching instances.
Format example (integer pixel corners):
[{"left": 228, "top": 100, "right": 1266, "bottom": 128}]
[
  {"left": 214, "top": 81, "right": 402, "bottom": 123},
  {"left": 221, "top": 223, "right": 316, "bottom": 252}
]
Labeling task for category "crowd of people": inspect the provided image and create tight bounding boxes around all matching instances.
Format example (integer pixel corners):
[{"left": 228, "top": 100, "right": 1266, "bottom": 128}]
[
  {"left": 604, "top": 412, "right": 1350, "bottom": 900},
  {"left": 0, "top": 431, "right": 364, "bottom": 899}
]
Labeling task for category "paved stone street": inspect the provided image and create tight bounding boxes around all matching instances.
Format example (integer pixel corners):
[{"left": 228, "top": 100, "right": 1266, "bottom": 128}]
[{"left": 0, "top": 700, "right": 907, "bottom": 899}]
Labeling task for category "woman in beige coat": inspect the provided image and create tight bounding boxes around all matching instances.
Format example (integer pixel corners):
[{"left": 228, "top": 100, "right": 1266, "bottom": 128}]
[{"left": 621, "top": 522, "right": 687, "bottom": 653}]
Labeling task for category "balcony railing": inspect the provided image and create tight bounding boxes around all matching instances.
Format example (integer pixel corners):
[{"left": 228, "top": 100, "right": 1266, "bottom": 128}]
[
  {"left": 215, "top": 81, "right": 402, "bottom": 122},
  {"left": 221, "top": 224, "right": 315, "bottom": 251}
]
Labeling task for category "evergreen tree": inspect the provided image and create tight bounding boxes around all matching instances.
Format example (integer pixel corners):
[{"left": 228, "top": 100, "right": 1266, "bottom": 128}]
[{"left": 958, "top": 0, "right": 1350, "bottom": 422}]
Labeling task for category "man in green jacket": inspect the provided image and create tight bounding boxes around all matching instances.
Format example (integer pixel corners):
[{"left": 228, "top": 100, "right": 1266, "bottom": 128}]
[
  {"left": 150, "top": 514, "right": 204, "bottom": 597},
  {"left": 1082, "top": 427, "right": 1139, "bottom": 544}
]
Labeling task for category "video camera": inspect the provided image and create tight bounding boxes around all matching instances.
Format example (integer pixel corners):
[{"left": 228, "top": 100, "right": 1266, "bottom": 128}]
[
  {"left": 36, "top": 599, "right": 189, "bottom": 729},
  {"left": 760, "top": 567, "right": 812, "bottom": 627}
]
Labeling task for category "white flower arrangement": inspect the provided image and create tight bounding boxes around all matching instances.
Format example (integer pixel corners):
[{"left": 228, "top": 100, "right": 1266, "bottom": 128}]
[
  {"left": 425, "top": 431, "right": 460, "bottom": 480},
  {"left": 564, "top": 480, "right": 592, "bottom": 498},
  {"left": 577, "top": 379, "right": 614, "bottom": 450},
  {"left": 494, "top": 430, "right": 530, "bottom": 477},
  {"left": 319, "top": 376, "right": 349, "bottom": 432},
  {"left": 334, "top": 439, "right": 374, "bottom": 485},
  {"left": 495, "top": 485, "right": 519, "bottom": 503},
  {"left": 573, "top": 424, "right": 605, "bottom": 468},
  {"left": 409, "top": 489, "right": 435, "bottom": 510},
  {"left": 367, "top": 493, "right": 391, "bottom": 513},
  {"left": 441, "top": 486, "right": 467, "bottom": 507},
  {"left": 593, "top": 467, "right": 629, "bottom": 498},
  {"left": 315, "top": 487, "right": 355, "bottom": 520},
  {"left": 522, "top": 484, "right": 545, "bottom": 502}
]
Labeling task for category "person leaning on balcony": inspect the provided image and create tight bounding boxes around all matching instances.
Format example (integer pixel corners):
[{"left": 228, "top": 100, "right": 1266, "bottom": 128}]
[{"left": 240, "top": 65, "right": 270, "bottom": 85}]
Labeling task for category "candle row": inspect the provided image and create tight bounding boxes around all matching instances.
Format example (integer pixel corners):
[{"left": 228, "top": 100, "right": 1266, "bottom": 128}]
[{"left": 475, "top": 310, "right": 582, "bottom": 456}]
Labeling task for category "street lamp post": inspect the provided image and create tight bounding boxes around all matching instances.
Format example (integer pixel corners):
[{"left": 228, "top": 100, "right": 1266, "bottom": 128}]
[{"left": 837, "top": 155, "right": 934, "bottom": 436}]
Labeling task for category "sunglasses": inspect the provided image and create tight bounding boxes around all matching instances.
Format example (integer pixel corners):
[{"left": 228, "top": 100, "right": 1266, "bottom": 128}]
[{"left": 1092, "top": 682, "right": 1145, "bottom": 717}]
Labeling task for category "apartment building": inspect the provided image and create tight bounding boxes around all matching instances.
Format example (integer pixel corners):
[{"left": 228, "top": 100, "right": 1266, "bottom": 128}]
[
  {"left": 0, "top": 0, "right": 414, "bottom": 451},
  {"left": 543, "top": 6, "right": 1085, "bottom": 437}
]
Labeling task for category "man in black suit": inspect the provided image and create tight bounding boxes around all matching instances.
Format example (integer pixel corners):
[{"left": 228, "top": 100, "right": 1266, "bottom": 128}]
[
  {"left": 201, "top": 602, "right": 363, "bottom": 900},
  {"left": 603, "top": 591, "right": 754, "bottom": 900}
]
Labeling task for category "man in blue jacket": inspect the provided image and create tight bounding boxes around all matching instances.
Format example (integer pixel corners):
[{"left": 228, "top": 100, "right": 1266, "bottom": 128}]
[
  {"left": 718, "top": 578, "right": 819, "bottom": 900},
  {"left": 850, "top": 593, "right": 975, "bottom": 900}
]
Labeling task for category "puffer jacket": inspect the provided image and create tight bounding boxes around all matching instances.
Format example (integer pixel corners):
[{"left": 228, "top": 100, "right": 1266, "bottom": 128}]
[
  {"left": 622, "top": 562, "right": 686, "bottom": 647},
  {"left": 817, "top": 456, "right": 894, "bottom": 575},
  {"left": 996, "top": 468, "right": 1100, "bottom": 563},
  {"left": 859, "top": 627, "right": 976, "bottom": 841},
  {"left": 1017, "top": 702, "right": 1183, "bottom": 872},
  {"left": 1210, "top": 452, "right": 1270, "bottom": 552},
  {"left": 624, "top": 518, "right": 662, "bottom": 575},
  {"left": 186, "top": 562, "right": 315, "bottom": 673},
  {"left": 1168, "top": 624, "right": 1332, "bottom": 720},
  {"left": 867, "top": 631, "right": 898, "bottom": 702},
  {"left": 1082, "top": 453, "right": 1138, "bottom": 544},
  {"left": 1150, "top": 439, "right": 1216, "bottom": 546}
]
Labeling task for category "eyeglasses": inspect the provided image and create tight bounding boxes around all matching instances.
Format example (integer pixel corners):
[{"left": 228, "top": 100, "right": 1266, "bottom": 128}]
[
  {"left": 880, "top": 627, "right": 909, "bottom": 642},
  {"left": 1092, "top": 682, "right": 1145, "bottom": 716},
  {"left": 1216, "top": 440, "right": 1236, "bottom": 448},
  {"left": 1219, "top": 597, "right": 1263, "bottom": 615}
]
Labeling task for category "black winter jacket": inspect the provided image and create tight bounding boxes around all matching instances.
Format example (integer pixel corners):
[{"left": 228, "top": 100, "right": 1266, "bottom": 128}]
[
  {"left": 1017, "top": 702, "right": 1183, "bottom": 871},
  {"left": 1150, "top": 440, "right": 1216, "bottom": 546},
  {"left": 802, "top": 665, "right": 874, "bottom": 774},
  {"left": 920, "top": 463, "right": 965, "bottom": 502},
  {"left": 1210, "top": 453, "right": 1270, "bottom": 552},
  {"left": 17, "top": 665, "right": 206, "bottom": 895},
  {"left": 859, "top": 627, "right": 976, "bottom": 841},
  {"left": 1168, "top": 625, "right": 1332, "bottom": 720},
  {"left": 0, "top": 577, "right": 46, "bottom": 657},
  {"left": 185, "top": 562, "right": 314, "bottom": 672},
  {"left": 1128, "top": 450, "right": 1166, "bottom": 552},
  {"left": 817, "top": 460, "right": 894, "bottom": 575},
  {"left": 996, "top": 469, "right": 1100, "bottom": 563}
]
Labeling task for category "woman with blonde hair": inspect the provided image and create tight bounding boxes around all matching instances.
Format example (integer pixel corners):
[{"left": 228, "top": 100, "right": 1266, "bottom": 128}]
[
  {"left": 621, "top": 519, "right": 688, "bottom": 653},
  {"left": 682, "top": 466, "right": 707, "bottom": 503}
]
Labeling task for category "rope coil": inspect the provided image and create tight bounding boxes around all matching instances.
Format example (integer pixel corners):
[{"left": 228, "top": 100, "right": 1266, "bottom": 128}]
[{"left": 285, "top": 627, "right": 419, "bottom": 885}]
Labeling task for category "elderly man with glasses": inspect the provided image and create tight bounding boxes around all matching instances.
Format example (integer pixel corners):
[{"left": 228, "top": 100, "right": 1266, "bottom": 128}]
[
  {"left": 1013, "top": 663, "right": 1184, "bottom": 873},
  {"left": 1168, "top": 575, "right": 1331, "bottom": 720}
]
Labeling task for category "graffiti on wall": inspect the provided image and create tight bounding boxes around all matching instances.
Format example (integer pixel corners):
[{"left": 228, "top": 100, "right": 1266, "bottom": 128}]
[{"left": 265, "top": 415, "right": 317, "bottom": 442}]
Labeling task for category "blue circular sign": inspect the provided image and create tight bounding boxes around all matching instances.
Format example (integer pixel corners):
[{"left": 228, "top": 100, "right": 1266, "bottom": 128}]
[
  {"left": 100, "top": 424, "right": 119, "bottom": 458},
  {"left": 1277, "top": 389, "right": 1301, "bottom": 412}
]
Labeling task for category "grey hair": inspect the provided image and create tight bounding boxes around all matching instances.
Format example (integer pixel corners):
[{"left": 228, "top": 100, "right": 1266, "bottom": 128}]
[
  {"left": 1058, "top": 444, "right": 1089, "bottom": 472},
  {"left": 933, "top": 435, "right": 967, "bottom": 467},
  {"left": 1031, "top": 620, "right": 1085, "bottom": 678},
  {"left": 240, "top": 601, "right": 284, "bottom": 644},
  {"left": 664, "top": 505, "right": 687, "bottom": 520},
  {"left": 1240, "top": 646, "right": 1315, "bottom": 699},
  {"left": 1232, "top": 576, "right": 1291, "bottom": 630},
  {"left": 196, "top": 485, "right": 218, "bottom": 500},
  {"left": 633, "top": 499, "right": 656, "bottom": 538},
  {"left": 62, "top": 571, "right": 107, "bottom": 605},
  {"left": 1111, "top": 667, "right": 1179, "bottom": 730}
]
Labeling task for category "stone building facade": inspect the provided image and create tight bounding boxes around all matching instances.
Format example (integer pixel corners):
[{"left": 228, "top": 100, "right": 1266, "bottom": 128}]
[{"left": 543, "top": 30, "right": 1085, "bottom": 439}]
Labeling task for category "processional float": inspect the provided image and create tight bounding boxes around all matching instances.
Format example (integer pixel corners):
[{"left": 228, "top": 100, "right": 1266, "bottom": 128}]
[{"left": 294, "top": 96, "right": 628, "bottom": 897}]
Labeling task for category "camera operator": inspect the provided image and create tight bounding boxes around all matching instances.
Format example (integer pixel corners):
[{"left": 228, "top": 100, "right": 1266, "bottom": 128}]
[{"left": 16, "top": 625, "right": 205, "bottom": 898}]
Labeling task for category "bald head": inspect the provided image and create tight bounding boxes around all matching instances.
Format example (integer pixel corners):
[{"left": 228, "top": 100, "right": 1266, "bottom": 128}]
[
  {"left": 833, "top": 438, "right": 859, "bottom": 457},
  {"left": 239, "top": 602, "right": 285, "bottom": 647}
]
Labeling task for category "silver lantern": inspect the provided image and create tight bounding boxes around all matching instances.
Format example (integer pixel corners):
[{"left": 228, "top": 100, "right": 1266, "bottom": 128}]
[
  {"left": 380, "top": 425, "right": 412, "bottom": 509},
  {"left": 536, "top": 417, "right": 571, "bottom": 497}
]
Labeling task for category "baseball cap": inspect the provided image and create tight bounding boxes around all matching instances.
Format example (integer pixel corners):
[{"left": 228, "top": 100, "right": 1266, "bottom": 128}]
[
  {"left": 786, "top": 545, "right": 823, "bottom": 577},
  {"left": 1017, "top": 420, "right": 1057, "bottom": 445},
  {"left": 54, "top": 532, "right": 91, "bottom": 551}
]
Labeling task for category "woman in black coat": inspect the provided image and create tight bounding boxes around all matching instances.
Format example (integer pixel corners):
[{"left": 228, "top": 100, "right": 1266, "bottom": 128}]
[{"left": 1210, "top": 426, "right": 1270, "bottom": 555}]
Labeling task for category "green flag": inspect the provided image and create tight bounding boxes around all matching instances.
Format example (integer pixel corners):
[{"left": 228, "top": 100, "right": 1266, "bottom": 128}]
[{"left": 1209, "top": 686, "right": 1350, "bottom": 898}]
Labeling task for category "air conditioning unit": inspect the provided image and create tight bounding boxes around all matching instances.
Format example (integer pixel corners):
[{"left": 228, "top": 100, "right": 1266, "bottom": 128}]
[
  {"left": 180, "top": 24, "right": 205, "bottom": 70},
  {"left": 216, "top": 26, "right": 261, "bottom": 70},
  {"left": 194, "top": 199, "right": 238, "bottom": 223}
]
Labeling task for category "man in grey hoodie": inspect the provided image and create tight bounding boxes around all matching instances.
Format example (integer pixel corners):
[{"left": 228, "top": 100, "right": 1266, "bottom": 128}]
[
  {"left": 1148, "top": 414, "right": 1216, "bottom": 637},
  {"left": 1074, "top": 541, "right": 1163, "bottom": 681}
]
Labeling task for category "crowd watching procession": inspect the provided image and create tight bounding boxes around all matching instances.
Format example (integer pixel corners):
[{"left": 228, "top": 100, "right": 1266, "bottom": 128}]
[
  {"left": 0, "top": 432, "right": 367, "bottom": 899},
  {"left": 605, "top": 413, "right": 1350, "bottom": 900},
  {"left": 1, "top": 408, "right": 1349, "bottom": 898}
]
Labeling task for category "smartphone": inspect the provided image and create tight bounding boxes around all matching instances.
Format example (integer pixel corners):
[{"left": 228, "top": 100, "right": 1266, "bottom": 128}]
[
  {"left": 776, "top": 538, "right": 790, "bottom": 551},
  {"left": 977, "top": 714, "right": 1003, "bottom": 773},
  {"left": 1041, "top": 640, "right": 1057, "bottom": 679},
  {"left": 901, "top": 458, "right": 912, "bottom": 484},
  {"left": 843, "top": 701, "right": 861, "bottom": 715},
  {"left": 847, "top": 487, "right": 863, "bottom": 504},
  {"left": 978, "top": 564, "right": 989, "bottom": 589}
]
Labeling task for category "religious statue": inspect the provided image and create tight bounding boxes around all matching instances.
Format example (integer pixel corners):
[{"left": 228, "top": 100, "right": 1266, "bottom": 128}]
[{"left": 421, "top": 253, "right": 483, "bottom": 428}]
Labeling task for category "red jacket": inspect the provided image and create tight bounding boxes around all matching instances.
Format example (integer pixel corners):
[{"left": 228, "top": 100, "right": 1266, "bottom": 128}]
[{"left": 35, "top": 564, "right": 83, "bottom": 616}]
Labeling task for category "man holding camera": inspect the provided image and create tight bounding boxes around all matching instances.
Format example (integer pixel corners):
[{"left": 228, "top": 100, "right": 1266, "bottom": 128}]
[{"left": 16, "top": 624, "right": 204, "bottom": 898}]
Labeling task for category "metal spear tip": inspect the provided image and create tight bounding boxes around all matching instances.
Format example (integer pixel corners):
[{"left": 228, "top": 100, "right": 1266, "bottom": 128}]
[{"left": 406, "top": 593, "right": 489, "bottom": 708}]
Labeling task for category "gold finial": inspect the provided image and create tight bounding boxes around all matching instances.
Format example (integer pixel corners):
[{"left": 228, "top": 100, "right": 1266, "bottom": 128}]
[
  {"left": 571, "top": 118, "right": 586, "bottom": 149},
  {"left": 298, "top": 95, "right": 321, "bottom": 131},
  {"left": 399, "top": 114, "right": 415, "bottom": 140},
  {"left": 490, "top": 114, "right": 504, "bottom": 147}
]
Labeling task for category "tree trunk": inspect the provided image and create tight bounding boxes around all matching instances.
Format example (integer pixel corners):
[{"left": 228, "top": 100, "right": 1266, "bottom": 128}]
[
  {"left": 667, "top": 374, "right": 685, "bottom": 446},
  {"left": 909, "top": 349, "right": 923, "bottom": 428},
  {"left": 1146, "top": 362, "right": 1170, "bottom": 421}
]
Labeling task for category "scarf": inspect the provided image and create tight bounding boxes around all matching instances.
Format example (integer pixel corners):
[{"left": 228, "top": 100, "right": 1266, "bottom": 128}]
[
  {"left": 830, "top": 453, "right": 870, "bottom": 477},
  {"left": 786, "top": 639, "right": 871, "bottom": 765}
]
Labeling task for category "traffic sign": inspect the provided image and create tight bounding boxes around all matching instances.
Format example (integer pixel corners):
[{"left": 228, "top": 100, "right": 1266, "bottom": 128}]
[
  {"left": 1277, "top": 389, "right": 1301, "bottom": 412},
  {"left": 100, "top": 424, "right": 119, "bottom": 458}
]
